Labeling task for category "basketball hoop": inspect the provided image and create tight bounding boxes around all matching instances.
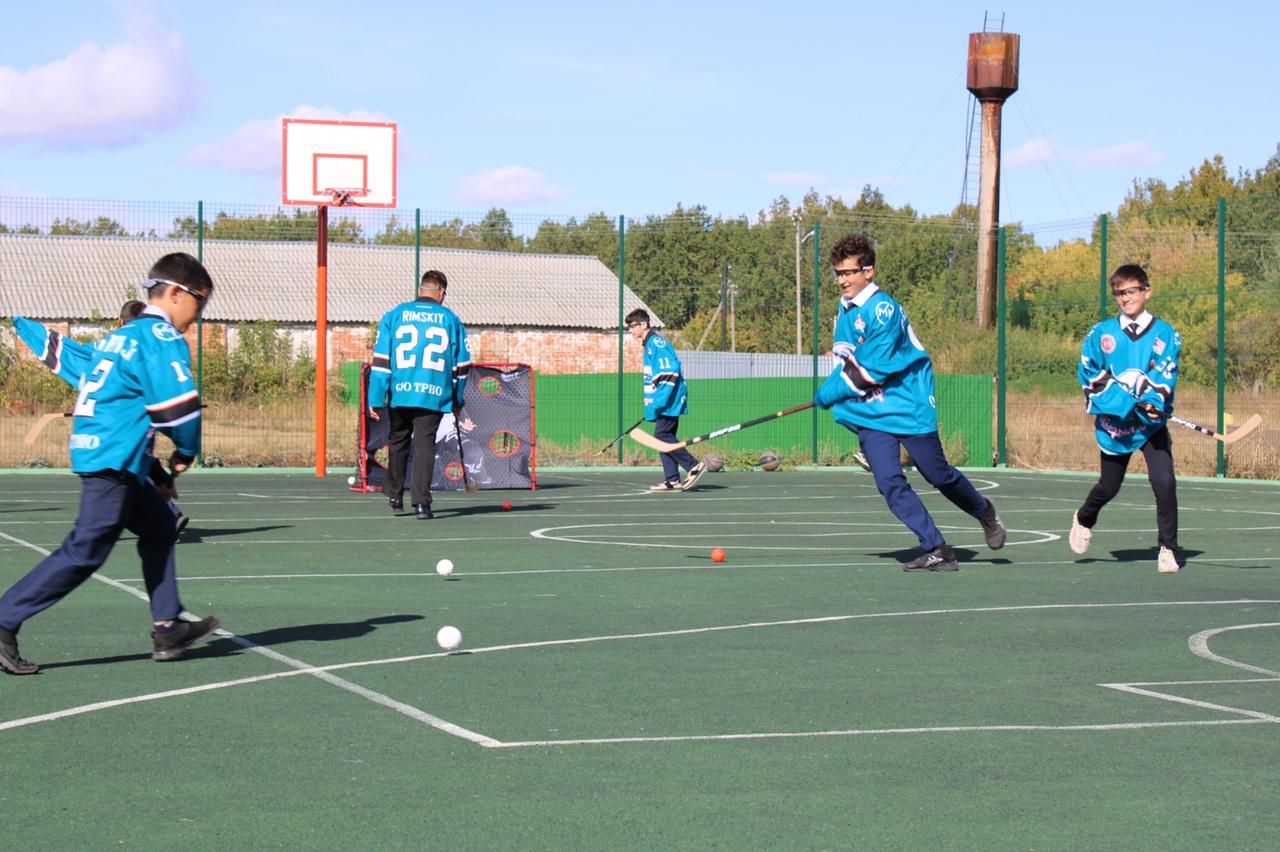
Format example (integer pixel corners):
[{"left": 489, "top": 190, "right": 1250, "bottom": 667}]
[{"left": 324, "top": 187, "right": 370, "bottom": 207}]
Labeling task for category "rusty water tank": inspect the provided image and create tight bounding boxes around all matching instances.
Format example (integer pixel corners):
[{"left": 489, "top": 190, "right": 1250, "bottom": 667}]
[{"left": 967, "top": 33, "right": 1020, "bottom": 102}]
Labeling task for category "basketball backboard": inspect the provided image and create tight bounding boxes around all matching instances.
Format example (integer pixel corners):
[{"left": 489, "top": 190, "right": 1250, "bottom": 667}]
[{"left": 282, "top": 118, "right": 397, "bottom": 207}]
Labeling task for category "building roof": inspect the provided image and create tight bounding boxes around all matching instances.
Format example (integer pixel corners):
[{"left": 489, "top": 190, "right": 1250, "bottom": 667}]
[{"left": 0, "top": 235, "right": 658, "bottom": 329}]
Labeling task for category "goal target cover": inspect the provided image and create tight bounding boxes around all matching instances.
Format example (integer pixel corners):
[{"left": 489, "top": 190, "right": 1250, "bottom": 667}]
[{"left": 353, "top": 362, "right": 536, "bottom": 492}]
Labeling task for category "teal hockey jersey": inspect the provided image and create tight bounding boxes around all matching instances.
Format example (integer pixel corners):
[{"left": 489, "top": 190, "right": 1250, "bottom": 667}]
[
  {"left": 642, "top": 331, "right": 688, "bottom": 420},
  {"left": 814, "top": 284, "right": 938, "bottom": 435},
  {"left": 62, "top": 308, "right": 202, "bottom": 480},
  {"left": 368, "top": 298, "right": 471, "bottom": 412},
  {"left": 1078, "top": 312, "right": 1182, "bottom": 454}
]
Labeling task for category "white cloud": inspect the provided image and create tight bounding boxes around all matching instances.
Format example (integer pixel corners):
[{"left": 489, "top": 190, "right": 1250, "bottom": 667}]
[
  {"left": 1007, "top": 137, "right": 1164, "bottom": 170},
  {"left": 454, "top": 166, "right": 568, "bottom": 206},
  {"left": 0, "top": 10, "right": 200, "bottom": 149},
  {"left": 185, "top": 105, "right": 396, "bottom": 175}
]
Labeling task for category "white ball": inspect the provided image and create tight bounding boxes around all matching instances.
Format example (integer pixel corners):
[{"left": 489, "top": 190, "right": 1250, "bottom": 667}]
[
  {"left": 347, "top": 475, "right": 356, "bottom": 486},
  {"left": 436, "top": 625, "right": 462, "bottom": 651},
  {"left": 435, "top": 558, "right": 454, "bottom": 576}
]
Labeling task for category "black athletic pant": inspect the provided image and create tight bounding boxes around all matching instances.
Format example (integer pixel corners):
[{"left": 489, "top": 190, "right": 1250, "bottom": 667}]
[
  {"left": 386, "top": 407, "right": 445, "bottom": 507},
  {"left": 1077, "top": 427, "right": 1178, "bottom": 550}
]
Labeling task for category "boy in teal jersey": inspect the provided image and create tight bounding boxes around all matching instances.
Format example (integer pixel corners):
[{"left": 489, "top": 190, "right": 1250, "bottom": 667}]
[
  {"left": 368, "top": 270, "right": 473, "bottom": 518},
  {"left": 814, "top": 234, "right": 1005, "bottom": 572},
  {"left": 0, "top": 253, "right": 220, "bottom": 675},
  {"left": 1070, "top": 264, "right": 1183, "bottom": 573}
]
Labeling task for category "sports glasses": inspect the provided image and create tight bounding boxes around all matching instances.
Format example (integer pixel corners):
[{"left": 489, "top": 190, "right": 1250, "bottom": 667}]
[
  {"left": 833, "top": 266, "right": 873, "bottom": 279},
  {"left": 146, "top": 278, "right": 209, "bottom": 310},
  {"left": 1111, "top": 285, "right": 1149, "bottom": 299}
]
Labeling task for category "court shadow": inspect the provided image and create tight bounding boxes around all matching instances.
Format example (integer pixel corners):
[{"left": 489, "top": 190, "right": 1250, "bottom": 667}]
[
  {"left": 1108, "top": 547, "right": 1206, "bottom": 563},
  {"left": 870, "top": 547, "right": 1007, "bottom": 567},
  {"left": 38, "top": 614, "right": 425, "bottom": 670},
  {"left": 233, "top": 613, "right": 424, "bottom": 646},
  {"left": 175, "top": 525, "right": 294, "bottom": 543},
  {"left": 427, "top": 502, "right": 558, "bottom": 518},
  {"left": 0, "top": 506, "right": 61, "bottom": 515}
]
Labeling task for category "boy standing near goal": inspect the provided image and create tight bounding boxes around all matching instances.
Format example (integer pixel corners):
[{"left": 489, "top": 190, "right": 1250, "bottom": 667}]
[
  {"left": 626, "top": 308, "right": 706, "bottom": 492},
  {"left": 1070, "top": 264, "right": 1183, "bottom": 573},
  {"left": 813, "top": 234, "right": 1005, "bottom": 572},
  {"left": 368, "top": 270, "right": 472, "bottom": 519},
  {"left": 0, "top": 253, "right": 219, "bottom": 675}
]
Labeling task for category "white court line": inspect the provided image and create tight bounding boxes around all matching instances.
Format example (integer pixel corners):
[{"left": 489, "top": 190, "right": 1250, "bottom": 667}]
[
  {"left": 3, "top": 598, "right": 1278, "bottom": 743},
  {"left": 493, "top": 719, "right": 1272, "bottom": 748},
  {"left": 44, "top": 554, "right": 1280, "bottom": 585},
  {"left": 1188, "top": 623, "right": 1280, "bottom": 677},
  {"left": 0, "top": 530, "right": 499, "bottom": 747}
]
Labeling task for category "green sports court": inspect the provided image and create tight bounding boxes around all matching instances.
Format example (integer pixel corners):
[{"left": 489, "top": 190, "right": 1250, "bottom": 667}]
[{"left": 1, "top": 468, "right": 1276, "bottom": 848}]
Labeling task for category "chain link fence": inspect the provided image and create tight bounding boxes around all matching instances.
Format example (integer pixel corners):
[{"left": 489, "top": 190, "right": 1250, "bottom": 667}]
[{"left": 2, "top": 195, "right": 1276, "bottom": 477}]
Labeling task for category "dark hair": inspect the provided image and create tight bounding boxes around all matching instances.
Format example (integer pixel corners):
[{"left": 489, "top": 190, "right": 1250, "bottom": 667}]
[
  {"left": 119, "top": 300, "right": 146, "bottom": 322},
  {"left": 421, "top": 270, "right": 449, "bottom": 291},
  {"left": 829, "top": 234, "right": 876, "bottom": 268},
  {"left": 625, "top": 308, "right": 650, "bottom": 327},
  {"left": 146, "top": 252, "right": 213, "bottom": 297},
  {"left": 1109, "top": 264, "right": 1149, "bottom": 291}
]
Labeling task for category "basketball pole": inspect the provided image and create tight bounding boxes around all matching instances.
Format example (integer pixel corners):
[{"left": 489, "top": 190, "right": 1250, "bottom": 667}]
[{"left": 316, "top": 204, "right": 329, "bottom": 478}]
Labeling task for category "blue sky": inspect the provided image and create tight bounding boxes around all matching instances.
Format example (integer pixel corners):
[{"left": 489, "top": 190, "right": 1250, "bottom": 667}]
[{"left": 1, "top": 0, "right": 1276, "bottom": 231}]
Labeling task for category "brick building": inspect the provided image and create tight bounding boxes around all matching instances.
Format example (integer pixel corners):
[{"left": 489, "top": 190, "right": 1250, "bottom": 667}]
[{"left": 0, "top": 235, "right": 659, "bottom": 375}]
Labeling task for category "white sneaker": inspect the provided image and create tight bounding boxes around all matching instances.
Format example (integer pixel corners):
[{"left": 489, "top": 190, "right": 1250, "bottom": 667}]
[
  {"left": 679, "top": 462, "right": 707, "bottom": 492},
  {"left": 1158, "top": 547, "right": 1180, "bottom": 574},
  {"left": 1069, "top": 512, "right": 1092, "bottom": 555},
  {"left": 648, "top": 480, "right": 679, "bottom": 493},
  {"left": 853, "top": 451, "right": 871, "bottom": 472}
]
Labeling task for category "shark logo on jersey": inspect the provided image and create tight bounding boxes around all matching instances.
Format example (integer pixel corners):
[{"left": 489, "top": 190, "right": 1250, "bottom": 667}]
[
  {"left": 874, "top": 303, "right": 894, "bottom": 326},
  {"left": 151, "top": 323, "right": 182, "bottom": 342},
  {"left": 653, "top": 336, "right": 668, "bottom": 349}
]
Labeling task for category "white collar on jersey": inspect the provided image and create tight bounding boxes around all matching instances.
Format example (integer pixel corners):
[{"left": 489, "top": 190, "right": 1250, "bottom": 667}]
[
  {"left": 840, "top": 283, "right": 880, "bottom": 311},
  {"left": 141, "top": 304, "right": 174, "bottom": 324},
  {"left": 1120, "top": 310, "right": 1153, "bottom": 334}
]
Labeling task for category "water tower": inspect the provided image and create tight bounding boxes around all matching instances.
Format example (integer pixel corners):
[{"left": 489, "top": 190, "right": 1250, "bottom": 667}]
[{"left": 967, "top": 32, "right": 1019, "bottom": 329}]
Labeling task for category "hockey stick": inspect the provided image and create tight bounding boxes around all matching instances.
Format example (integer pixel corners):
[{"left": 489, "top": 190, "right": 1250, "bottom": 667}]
[
  {"left": 599, "top": 418, "right": 644, "bottom": 455},
  {"left": 629, "top": 402, "right": 815, "bottom": 453},
  {"left": 452, "top": 417, "right": 481, "bottom": 493},
  {"left": 23, "top": 411, "right": 70, "bottom": 446},
  {"left": 1167, "top": 412, "right": 1262, "bottom": 445}
]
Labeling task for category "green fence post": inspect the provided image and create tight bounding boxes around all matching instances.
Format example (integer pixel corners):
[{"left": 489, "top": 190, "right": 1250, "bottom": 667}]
[
  {"left": 996, "top": 225, "right": 1007, "bottom": 467},
  {"left": 414, "top": 208, "right": 421, "bottom": 294},
  {"left": 811, "top": 221, "right": 821, "bottom": 464},
  {"left": 617, "top": 215, "right": 626, "bottom": 465},
  {"left": 1216, "top": 197, "right": 1226, "bottom": 477},
  {"left": 1098, "top": 212, "right": 1108, "bottom": 322},
  {"left": 196, "top": 200, "right": 204, "bottom": 467}
]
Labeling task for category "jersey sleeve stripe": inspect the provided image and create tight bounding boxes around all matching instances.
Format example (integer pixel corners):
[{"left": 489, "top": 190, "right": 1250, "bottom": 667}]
[
  {"left": 155, "top": 409, "right": 201, "bottom": 428},
  {"left": 146, "top": 389, "right": 199, "bottom": 412},
  {"left": 42, "top": 331, "right": 63, "bottom": 372},
  {"left": 149, "top": 395, "right": 202, "bottom": 425},
  {"left": 371, "top": 353, "right": 390, "bottom": 369}
]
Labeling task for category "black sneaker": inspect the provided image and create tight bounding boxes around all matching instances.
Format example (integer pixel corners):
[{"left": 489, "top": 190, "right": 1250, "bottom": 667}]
[
  {"left": 0, "top": 627, "right": 39, "bottom": 675},
  {"left": 902, "top": 545, "right": 959, "bottom": 572},
  {"left": 388, "top": 496, "right": 404, "bottom": 511},
  {"left": 415, "top": 504, "right": 433, "bottom": 520},
  {"left": 151, "top": 615, "right": 221, "bottom": 662},
  {"left": 174, "top": 511, "right": 190, "bottom": 535},
  {"left": 978, "top": 499, "right": 1006, "bottom": 549}
]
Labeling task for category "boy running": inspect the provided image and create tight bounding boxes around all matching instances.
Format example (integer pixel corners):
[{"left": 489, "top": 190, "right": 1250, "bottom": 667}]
[
  {"left": 1070, "top": 264, "right": 1183, "bottom": 573},
  {"left": 813, "top": 234, "right": 1005, "bottom": 572}
]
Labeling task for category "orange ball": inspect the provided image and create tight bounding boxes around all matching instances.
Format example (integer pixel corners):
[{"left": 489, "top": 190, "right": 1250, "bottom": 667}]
[{"left": 710, "top": 547, "right": 726, "bottom": 563}]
